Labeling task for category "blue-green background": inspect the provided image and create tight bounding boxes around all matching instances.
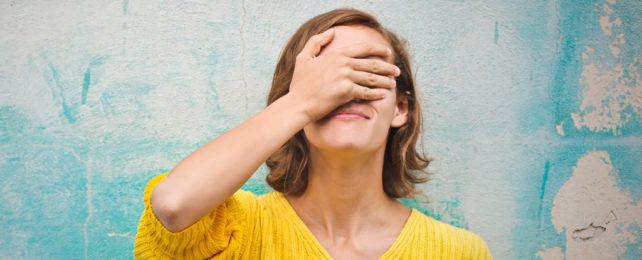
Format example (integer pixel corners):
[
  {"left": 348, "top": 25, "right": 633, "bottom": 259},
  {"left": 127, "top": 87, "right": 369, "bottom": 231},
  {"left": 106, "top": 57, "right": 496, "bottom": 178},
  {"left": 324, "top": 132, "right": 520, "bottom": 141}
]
[{"left": 1, "top": 1, "right": 640, "bottom": 259}]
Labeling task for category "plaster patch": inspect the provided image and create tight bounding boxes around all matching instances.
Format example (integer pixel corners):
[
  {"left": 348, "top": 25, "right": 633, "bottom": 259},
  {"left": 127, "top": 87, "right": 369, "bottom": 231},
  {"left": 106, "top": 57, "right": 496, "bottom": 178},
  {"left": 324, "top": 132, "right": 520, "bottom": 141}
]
[
  {"left": 551, "top": 150, "right": 641, "bottom": 259},
  {"left": 570, "top": 55, "right": 640, "bottom": 135},
  {"left": 536, "top": 246, "right": 563, "bottom": 260},
  {"left": 555, "top": 121, "right": 565, "bottom": 136},
  {"left": 570, "top": 0, "right": 641, "bottom": 135}
]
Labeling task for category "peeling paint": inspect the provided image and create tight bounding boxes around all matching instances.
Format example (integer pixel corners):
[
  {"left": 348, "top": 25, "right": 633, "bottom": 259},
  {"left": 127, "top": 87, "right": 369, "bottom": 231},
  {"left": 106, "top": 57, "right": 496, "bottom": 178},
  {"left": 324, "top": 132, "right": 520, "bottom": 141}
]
[
  {"left": 536, "top": 246, "right": 563, "bottom": 260},
  {"left": 550, "top": 150, "right": 641, "bottom": 259},
  {"left": 570, "top": 0, "right": 641, "bottom": 135},
  {"left": 555, "top": 121, "right": 565, "bottom": 136}
]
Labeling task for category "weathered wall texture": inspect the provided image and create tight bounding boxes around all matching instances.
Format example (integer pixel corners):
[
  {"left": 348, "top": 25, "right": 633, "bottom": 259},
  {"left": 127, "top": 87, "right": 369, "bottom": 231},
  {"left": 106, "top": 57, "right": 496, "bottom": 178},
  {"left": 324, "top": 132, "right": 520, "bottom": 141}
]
[{"left": 0, "top": 0, "right": 639, "bottom": 259}]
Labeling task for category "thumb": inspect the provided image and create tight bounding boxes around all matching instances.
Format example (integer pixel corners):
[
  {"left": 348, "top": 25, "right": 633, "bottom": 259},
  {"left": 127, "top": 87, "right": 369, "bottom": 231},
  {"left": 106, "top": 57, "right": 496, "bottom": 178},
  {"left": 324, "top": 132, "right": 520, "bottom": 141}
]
[{"left": 298, "top": 29, "right": 335, "bottom": 60}]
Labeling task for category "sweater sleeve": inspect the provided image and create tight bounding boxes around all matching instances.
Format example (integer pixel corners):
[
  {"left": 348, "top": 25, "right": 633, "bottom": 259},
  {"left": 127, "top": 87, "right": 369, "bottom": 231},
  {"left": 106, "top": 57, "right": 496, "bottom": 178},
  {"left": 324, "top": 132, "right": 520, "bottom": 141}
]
[{"left": 133, "top": 173, "right": 259, "bottom": 259}]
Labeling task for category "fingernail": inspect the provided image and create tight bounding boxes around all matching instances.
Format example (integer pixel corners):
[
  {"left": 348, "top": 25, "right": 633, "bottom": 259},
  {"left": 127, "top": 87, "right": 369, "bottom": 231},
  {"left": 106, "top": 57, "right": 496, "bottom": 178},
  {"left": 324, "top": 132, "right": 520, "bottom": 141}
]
[
  {"left": 391, "top": 78, "right": 396, "bottom": 86},
  {"left": 387, "top": 48, "right": 392, "bottom": 55},
  {"left": 323, "top": 29, "right": 333, "bottom": 37},
  {"left": 395, "top": 66, "right": 401, "bottom": 76}
]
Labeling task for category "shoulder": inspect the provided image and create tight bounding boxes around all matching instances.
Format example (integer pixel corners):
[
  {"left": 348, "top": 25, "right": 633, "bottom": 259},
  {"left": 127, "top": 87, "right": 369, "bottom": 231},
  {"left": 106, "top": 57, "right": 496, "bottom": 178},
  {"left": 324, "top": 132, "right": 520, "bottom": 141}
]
[
  {"left": 408, "top": 209, "right": 493, "bottom": 259},
  {"left": 413, "top": 211, "right": 484, "bottom": 242}
]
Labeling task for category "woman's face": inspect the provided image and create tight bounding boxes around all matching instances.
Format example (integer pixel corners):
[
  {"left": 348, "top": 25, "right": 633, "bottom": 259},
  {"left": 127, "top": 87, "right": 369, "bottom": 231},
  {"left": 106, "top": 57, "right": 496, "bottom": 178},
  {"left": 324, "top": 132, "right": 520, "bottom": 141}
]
[{"left": 303, "top": 25, "right": 408, "bottom": 153}]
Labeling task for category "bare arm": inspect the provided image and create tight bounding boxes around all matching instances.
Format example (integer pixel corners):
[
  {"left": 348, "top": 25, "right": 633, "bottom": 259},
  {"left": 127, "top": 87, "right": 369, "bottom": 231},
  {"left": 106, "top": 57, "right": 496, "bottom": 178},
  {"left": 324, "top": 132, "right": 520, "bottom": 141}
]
[{"left": 151, "top": 29, "right": 400, "bottom": 232}]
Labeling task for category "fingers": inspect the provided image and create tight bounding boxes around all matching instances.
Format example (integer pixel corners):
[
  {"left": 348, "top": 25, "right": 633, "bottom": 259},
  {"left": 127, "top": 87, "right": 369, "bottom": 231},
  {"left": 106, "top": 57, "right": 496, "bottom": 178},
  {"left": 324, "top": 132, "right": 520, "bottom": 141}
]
[
  {"left": 350, "top": 58, "right": 400, "bottom": 77},
  {"left": 349, "top": 71, "right": 396, "bottom": 89},
  {"left": 297, "top": 29, "right": 335, "bottom": 60},
  {"left": 341, "top": 42, "right": 391, "bottom": 58},
  {"left": 352, "top": 84, "right": 385, "bottom": 101}
]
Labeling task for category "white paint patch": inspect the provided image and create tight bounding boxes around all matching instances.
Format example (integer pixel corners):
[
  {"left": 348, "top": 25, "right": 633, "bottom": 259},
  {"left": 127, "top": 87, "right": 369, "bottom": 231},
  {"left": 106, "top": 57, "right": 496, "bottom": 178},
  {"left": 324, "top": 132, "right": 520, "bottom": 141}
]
[
  {"left": 599, "top": 3, "right": 619, "bottom": 36},
  {"left": 535, "top": 246, "right": 563, "bottom": 260},
  {"left": 551, "top": 150, "right": 642, "bottom": 259},
  {"left": 599, "top": 3, "right": 625, "bottom": 57},
  {"left": 570, "top": 53, "right": 640, "bottom": 135},
  {"left": 107, "top": 232, "right": 131, "bottom": 237},
  {"left": 555, "top": 121, "right": 565, "bottom": 136},
  {"left": 570, "top": 0, "right": 641, "bottom": 135}
]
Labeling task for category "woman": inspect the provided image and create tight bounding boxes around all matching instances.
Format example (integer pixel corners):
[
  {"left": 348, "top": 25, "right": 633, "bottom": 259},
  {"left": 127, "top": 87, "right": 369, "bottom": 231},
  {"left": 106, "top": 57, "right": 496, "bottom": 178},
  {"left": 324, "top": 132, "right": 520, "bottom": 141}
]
[{"left": 134, "top": 8, "right": 492, "bottom": 259}]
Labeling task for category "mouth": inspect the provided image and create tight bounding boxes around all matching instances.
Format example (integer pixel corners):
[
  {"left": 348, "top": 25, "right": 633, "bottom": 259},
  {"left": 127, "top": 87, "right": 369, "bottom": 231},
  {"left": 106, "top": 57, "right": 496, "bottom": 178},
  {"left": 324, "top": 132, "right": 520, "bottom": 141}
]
[{"left": 323, "top": 108, "right": 370, "bottom": 120}]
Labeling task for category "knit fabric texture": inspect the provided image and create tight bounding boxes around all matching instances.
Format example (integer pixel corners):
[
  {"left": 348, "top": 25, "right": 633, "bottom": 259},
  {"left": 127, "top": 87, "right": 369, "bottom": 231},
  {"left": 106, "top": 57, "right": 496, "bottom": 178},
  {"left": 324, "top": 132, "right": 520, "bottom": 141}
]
[{"left": 134, "top": 174, "right": 493, "bottom": 259}]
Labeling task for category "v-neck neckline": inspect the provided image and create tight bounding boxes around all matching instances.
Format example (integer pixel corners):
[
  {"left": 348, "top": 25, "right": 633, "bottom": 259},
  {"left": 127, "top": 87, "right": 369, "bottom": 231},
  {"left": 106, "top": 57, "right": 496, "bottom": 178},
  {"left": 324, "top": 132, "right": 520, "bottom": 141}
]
[{"left": 274, "top": 191, "right": 418, "bottom": 259}]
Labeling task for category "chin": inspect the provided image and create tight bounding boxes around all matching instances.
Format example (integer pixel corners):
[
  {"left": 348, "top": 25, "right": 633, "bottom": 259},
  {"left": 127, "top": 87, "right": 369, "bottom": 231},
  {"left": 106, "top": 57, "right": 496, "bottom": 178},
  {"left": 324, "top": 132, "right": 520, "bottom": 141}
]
[
  {"left": 320, "top": 136, "right": 369, "bottom": 150},
  {"left": 304, "top": 121, "right": 386, "bottom": 152}
]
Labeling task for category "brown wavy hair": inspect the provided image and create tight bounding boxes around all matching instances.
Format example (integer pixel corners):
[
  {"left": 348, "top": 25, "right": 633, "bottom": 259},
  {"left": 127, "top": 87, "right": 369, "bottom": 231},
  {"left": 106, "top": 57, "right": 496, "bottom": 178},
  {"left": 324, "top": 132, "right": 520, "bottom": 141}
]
[{"left": 265, "top": 8, "right": 431, "bottom": 199}]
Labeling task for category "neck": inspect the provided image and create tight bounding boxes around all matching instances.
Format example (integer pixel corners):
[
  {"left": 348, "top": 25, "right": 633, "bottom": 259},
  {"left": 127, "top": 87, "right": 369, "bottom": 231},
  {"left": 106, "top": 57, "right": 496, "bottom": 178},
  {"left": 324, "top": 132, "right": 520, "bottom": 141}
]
[{"left": 286, "top": 145, "right": 401, "bottom": 239}]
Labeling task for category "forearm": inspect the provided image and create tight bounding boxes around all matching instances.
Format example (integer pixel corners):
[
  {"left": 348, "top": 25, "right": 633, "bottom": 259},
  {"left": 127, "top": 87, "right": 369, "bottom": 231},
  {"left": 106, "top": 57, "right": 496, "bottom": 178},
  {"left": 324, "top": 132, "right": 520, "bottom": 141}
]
[{"left": 151, "top": 93, "right": 309, "bottom": 232}]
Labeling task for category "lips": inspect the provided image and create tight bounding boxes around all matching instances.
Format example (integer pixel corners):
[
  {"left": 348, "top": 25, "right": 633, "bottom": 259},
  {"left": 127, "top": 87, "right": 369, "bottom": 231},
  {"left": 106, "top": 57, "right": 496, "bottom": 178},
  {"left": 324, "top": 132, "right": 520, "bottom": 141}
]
[{"left": 324, "top": 107, "right": 370, "bottom": 120}]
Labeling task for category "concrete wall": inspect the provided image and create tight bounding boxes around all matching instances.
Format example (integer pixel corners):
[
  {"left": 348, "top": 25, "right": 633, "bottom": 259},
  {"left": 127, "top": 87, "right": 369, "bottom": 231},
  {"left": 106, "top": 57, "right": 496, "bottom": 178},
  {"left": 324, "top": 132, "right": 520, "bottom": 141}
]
[{"left": 1, "top": 0, "right": 639, "bottom": 259}]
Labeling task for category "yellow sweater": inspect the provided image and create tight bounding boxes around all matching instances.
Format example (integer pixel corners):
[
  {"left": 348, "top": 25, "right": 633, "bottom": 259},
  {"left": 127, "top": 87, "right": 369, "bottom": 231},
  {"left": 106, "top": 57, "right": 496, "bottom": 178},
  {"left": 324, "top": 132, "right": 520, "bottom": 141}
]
[{"left": 134, "top": 174, "right": 492, "bottom": 259}]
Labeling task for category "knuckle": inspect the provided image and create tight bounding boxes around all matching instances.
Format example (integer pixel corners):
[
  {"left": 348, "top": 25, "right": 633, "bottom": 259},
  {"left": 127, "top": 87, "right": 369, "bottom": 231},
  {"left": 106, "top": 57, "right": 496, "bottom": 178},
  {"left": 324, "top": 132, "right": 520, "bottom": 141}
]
[
  {"left": 339, "top": 82, "right": 352, "bottom": 95},
  {"left": 344, "top": 80, "right": 355, "bottom": 89},
  {"left": 366, "top": 45, "right": 375, "bottom": 53},
  {"left": 339, "top": 56, "right": 350, "bottom": 66},
  {"left": 363, "top": 88, "right": 375, "bottom": 99},
  {"left": 339, "top": 67, "right": 351, "bottom": 77},
  {"left": 336, "top": 79, "right": 348, "bottom": 88},
  {"left": 370, "top": 60, "right": 380, "bottom": 72},
  {"left": 367, "top": 74, "right": 377, "bottom": 86}
]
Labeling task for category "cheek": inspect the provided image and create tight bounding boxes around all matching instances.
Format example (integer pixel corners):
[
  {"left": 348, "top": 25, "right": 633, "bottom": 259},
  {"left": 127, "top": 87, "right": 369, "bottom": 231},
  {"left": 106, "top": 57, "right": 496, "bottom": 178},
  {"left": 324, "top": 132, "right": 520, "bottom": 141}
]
[{"left": 369, "top": 94, "right": 398, "bottom": 121}]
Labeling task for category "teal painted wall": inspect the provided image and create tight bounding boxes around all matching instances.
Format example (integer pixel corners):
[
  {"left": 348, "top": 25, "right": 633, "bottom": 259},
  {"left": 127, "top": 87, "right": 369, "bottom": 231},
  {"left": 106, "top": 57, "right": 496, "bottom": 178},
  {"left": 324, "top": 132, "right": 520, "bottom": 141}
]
[{"left": 0, "top": 1, "right": 639, "bottom": 259}]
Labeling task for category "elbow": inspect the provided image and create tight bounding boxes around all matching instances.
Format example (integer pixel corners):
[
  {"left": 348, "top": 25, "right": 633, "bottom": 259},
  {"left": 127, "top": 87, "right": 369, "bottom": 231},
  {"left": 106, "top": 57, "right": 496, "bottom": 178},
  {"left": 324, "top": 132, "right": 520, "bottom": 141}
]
[{"left": 150, "top": 185, "right": 189, "bottom": 233}]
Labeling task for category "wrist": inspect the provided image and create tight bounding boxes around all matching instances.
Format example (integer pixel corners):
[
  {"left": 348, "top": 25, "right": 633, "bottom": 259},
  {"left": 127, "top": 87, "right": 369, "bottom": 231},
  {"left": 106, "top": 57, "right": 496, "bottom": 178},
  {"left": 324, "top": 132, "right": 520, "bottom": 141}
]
[{"left": 274, "top": 92, "right": 315, "bottom": 126}]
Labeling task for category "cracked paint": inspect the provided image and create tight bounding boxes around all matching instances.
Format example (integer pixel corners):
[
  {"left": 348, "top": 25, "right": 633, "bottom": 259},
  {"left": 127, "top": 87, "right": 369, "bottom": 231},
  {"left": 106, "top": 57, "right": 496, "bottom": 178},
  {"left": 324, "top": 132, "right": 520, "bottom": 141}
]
[{"left": 549, "top": 150, "right": 641, "bottom": 259}]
